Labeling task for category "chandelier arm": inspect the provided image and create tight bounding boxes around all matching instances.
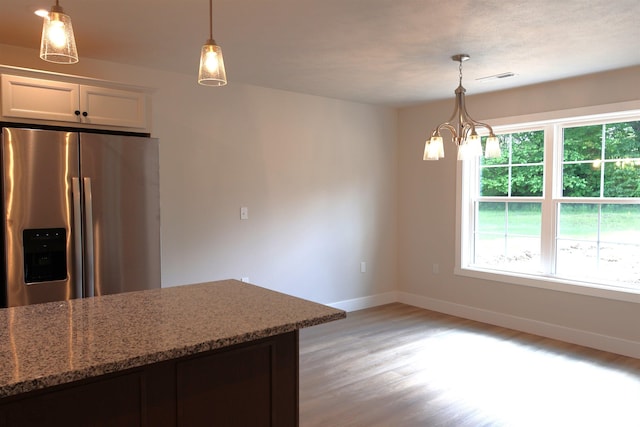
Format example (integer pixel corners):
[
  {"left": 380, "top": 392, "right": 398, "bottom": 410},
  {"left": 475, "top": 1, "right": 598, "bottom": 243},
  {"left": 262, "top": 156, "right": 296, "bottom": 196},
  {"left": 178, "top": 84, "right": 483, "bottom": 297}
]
[
  {"left": 461, "top": 123, "right": 475, "bottom": 139},
  {"left": 431, "top": 96, "right": 461, "bottom": 140},
  {"left": 445, "top": 100, "right": 460, "bottom": 128},
  {"left": 434, "top": 123, "right": 457, "bottom": 138},
  {"left": 475, "top": 122, "right": 497, "bottom": 137},
  {"left": 459, "top": 98, "right": 497, "bottom": 138},
  {"left": 466, "top": 120, "right": 496, "bottom": 137}
]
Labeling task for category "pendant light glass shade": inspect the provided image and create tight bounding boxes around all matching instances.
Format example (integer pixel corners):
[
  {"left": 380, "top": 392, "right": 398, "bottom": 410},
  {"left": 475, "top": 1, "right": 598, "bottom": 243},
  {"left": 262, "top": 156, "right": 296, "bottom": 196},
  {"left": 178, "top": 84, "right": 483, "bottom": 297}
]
[
  {"left": 198, "top": 0, "right": 227, "bottom": 86},
  {"left": 40, "top": 2, "right": 78, "bottom": 64},
  {"left": 198, "top": 39, "right": 227, "bottom": 86}
]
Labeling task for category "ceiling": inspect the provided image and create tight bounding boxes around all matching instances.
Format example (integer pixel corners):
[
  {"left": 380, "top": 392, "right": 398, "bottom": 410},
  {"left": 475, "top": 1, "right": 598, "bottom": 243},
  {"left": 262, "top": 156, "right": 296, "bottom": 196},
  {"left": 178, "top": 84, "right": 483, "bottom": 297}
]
[{"left": 1, "top": 0, "right": 639, "bottom": 107}]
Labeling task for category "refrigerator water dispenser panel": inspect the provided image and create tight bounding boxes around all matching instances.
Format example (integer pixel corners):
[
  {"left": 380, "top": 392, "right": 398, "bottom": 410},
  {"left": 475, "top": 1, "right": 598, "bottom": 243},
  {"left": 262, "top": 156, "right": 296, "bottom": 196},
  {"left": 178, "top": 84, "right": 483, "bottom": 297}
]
[{"left": 23, "top": 228, "right": 67, "bottom": 284}]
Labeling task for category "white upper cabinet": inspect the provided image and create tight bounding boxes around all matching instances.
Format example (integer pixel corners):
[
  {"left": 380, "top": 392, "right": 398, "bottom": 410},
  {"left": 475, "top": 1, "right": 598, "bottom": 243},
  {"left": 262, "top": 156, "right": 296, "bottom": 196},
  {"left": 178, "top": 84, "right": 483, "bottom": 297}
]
[
  {"left": 1, "top": 74, "right": 150, "bottom": 132},
  {"left": 79, "top": 84, "right": 147, "bottom": 129},
  {"left": 1, "top": 76, "right": 79, "bottom": 123}
]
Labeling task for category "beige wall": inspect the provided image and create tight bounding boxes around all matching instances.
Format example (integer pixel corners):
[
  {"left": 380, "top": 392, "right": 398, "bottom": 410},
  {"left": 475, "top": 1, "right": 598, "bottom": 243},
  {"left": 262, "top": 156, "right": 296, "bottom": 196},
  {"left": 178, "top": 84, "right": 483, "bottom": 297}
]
[
  {"left": 3, "top": 42, "right": 640, "bottom": 355},
  {"left": 397, "top": 66, "right": 640, "bottom": 352},
  {"left": 0, "top": 44, "right": 398, "bottom": 305}
]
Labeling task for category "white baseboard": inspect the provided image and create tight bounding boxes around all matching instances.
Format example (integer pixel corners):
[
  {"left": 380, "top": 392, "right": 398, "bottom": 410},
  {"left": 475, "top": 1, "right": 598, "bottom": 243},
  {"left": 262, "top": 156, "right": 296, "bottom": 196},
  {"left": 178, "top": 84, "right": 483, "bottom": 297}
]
[
  {"left": 328, "top": 292, "right": 398, "bottom": 312},
  {"left": 397, "top": 291, "right": 640, "bottom": 360},
  {"left": 328, "top": 291, "right": 640, "bottom": 359}
]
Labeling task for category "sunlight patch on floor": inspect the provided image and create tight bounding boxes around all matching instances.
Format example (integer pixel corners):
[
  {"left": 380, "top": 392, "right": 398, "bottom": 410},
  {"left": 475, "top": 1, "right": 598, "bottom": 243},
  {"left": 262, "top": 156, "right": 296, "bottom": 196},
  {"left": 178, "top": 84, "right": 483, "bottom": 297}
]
[{"left": 409, "top": 331, "right": 640, "bottom": 426}]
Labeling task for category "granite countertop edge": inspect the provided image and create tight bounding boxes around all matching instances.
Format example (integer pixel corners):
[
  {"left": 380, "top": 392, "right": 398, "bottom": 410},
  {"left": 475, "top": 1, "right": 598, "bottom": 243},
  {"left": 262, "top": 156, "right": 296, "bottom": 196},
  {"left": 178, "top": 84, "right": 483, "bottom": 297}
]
[
  {"left": 2, "top": 311, "right": 344, "bottom": 398},
  {"left": 0, "top": 281, "right": 346, "bottom": 398}
]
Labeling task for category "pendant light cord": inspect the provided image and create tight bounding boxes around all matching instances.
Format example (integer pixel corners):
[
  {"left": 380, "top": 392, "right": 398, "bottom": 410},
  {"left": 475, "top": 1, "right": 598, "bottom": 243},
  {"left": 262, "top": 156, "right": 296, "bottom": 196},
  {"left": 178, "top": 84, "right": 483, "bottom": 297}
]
[{"left": 209, "top": 0, "right": 213, "bottom": 40}]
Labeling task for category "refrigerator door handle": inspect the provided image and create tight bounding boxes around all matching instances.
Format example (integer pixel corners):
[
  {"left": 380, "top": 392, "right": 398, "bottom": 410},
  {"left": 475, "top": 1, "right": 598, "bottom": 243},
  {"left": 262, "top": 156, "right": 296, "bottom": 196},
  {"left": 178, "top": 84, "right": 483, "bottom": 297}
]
[
  {"left": 72, "top": 178, "right": 84, "bottom": 299},
  {"left": 83, "top": 177, "right": 95, "bottom": 298}
]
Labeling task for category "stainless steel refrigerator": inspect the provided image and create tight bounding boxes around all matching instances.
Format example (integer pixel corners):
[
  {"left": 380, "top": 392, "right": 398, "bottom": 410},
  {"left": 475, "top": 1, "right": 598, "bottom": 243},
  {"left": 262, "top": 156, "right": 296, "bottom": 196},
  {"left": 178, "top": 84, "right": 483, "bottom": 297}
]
[{"left": 0, "top": 127, "right": 160, "bottom": 307}]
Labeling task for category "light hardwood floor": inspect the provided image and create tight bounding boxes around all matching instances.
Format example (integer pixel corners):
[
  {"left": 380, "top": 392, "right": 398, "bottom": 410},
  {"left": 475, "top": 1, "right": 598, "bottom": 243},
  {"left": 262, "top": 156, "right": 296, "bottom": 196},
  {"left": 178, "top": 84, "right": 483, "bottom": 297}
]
[{"left": 299, "top": 303, "right": 640, "bottom": 427}]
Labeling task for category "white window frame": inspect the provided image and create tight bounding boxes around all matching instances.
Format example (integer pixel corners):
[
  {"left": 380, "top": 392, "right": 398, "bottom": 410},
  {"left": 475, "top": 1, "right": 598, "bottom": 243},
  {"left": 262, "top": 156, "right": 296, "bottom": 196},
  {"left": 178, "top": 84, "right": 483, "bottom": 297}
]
[{"left": 455, "top": 100, "right": 640, "bottom": 304}]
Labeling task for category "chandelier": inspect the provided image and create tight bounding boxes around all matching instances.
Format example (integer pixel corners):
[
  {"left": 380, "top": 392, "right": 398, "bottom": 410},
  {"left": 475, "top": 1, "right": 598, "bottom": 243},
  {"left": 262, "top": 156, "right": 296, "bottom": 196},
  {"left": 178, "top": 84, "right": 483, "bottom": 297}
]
[{"left": 423, "top": 54, "right": 501, "bottom": 161}]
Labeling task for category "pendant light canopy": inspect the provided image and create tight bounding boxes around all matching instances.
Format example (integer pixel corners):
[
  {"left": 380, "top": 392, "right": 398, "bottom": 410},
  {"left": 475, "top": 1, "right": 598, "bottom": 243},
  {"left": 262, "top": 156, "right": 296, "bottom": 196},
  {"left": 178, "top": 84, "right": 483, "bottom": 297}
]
[
  {"left": 40, "top": 0, "right": 78, "bottom": 64},
  {"left": 198, "top": 0, "right": 227, "bottom": 86},
  {"left": 423, "top": 55, "right": 500, "bottom": 161}
]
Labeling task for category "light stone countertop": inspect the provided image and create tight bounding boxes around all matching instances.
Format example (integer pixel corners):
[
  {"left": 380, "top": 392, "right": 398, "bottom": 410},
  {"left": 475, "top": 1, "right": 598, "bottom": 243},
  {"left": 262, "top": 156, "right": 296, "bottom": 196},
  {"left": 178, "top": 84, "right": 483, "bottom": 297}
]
[{"left": 0, "top": 279, "right": 346, "bottom": 398}]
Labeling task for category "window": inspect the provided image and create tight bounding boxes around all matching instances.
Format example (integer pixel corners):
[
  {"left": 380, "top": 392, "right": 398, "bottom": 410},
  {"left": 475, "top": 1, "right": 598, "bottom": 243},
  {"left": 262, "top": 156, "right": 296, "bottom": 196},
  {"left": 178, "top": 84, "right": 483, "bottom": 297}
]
[{"left": 458, "top": 104, "right": 640, "bottom": 299}]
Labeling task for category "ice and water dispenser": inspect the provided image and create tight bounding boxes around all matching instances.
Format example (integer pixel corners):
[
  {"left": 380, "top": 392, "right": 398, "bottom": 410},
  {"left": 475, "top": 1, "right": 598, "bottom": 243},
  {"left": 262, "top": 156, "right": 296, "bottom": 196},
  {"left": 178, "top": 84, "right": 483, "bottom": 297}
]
[{"left": 23, "top": 228, "right": 67, "bottom": 283}]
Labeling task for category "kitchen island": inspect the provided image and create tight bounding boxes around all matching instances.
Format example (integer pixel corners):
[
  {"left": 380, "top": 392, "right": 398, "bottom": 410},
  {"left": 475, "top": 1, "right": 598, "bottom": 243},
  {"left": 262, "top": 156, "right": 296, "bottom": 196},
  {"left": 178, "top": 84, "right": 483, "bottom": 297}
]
[{"left": 0, "top": 280, "right": 345, "bottom": 426}]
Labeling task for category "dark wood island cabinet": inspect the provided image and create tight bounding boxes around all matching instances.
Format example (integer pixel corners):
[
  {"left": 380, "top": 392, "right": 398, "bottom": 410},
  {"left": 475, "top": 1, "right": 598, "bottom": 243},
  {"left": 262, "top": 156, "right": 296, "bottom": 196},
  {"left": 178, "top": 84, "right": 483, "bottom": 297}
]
[{"left": 0, "top": 280, "right": 345, "bottom": 426}]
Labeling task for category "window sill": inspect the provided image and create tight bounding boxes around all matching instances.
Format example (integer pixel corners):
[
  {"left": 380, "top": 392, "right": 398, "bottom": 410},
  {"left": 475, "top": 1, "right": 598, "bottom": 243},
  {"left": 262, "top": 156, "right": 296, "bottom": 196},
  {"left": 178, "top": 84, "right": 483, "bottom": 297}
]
[{"left": 455, "top": 266, "right": 640, "bottom": 304}]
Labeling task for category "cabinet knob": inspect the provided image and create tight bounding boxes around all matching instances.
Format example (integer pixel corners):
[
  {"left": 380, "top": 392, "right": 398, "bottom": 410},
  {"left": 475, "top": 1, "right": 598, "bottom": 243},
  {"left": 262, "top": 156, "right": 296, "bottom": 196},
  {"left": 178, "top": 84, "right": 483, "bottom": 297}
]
[
  {"left": 82, "top": 112, "right": 88, "bottom": 117},
  {"left": 74, "top": 110, "right": 81, "bottom": 116}
]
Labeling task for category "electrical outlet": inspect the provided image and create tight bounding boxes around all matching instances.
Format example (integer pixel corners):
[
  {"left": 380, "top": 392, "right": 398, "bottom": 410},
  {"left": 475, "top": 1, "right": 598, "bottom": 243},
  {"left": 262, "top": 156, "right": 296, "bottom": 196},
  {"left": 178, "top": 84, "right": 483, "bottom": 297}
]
[{"left": 360, "top": 261, "right": 366, "bottom": 273}]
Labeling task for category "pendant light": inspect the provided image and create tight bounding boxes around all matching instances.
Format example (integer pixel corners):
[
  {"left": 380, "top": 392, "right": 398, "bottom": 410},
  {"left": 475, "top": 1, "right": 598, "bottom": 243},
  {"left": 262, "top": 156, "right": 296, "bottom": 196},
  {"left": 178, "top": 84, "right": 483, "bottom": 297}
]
[
  {"left": 39, "top": 0, "right": 79, "bottom": 64},
  {"left": 198, "top": 0, "right": 227, "bottom": 86}
]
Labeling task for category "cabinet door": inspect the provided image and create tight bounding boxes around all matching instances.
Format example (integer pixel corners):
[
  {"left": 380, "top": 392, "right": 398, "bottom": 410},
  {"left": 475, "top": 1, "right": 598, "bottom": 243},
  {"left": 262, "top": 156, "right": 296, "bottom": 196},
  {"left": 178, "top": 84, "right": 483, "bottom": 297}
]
[
  {"left": 175, "top": 332, "right": 299, "bottom": 427},
  {"left": 80, "top": 85, "right": 148, "bottom": 129},
  {"left": 1, "top": 371, "right": 145, "bottom": 427},
  {"left": 1, "top": 74, "right": 80, "bottom": 122}
]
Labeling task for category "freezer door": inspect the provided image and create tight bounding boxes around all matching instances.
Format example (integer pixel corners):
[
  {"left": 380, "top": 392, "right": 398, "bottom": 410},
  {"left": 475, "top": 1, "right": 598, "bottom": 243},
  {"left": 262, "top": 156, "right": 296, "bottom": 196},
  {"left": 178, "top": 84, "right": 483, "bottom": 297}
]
[
  {"left": 79, "top": 133, "right": 160, "bottom": 296},
  {"left": 1, "top": 128, "right": 80, "bottom": 307}
]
